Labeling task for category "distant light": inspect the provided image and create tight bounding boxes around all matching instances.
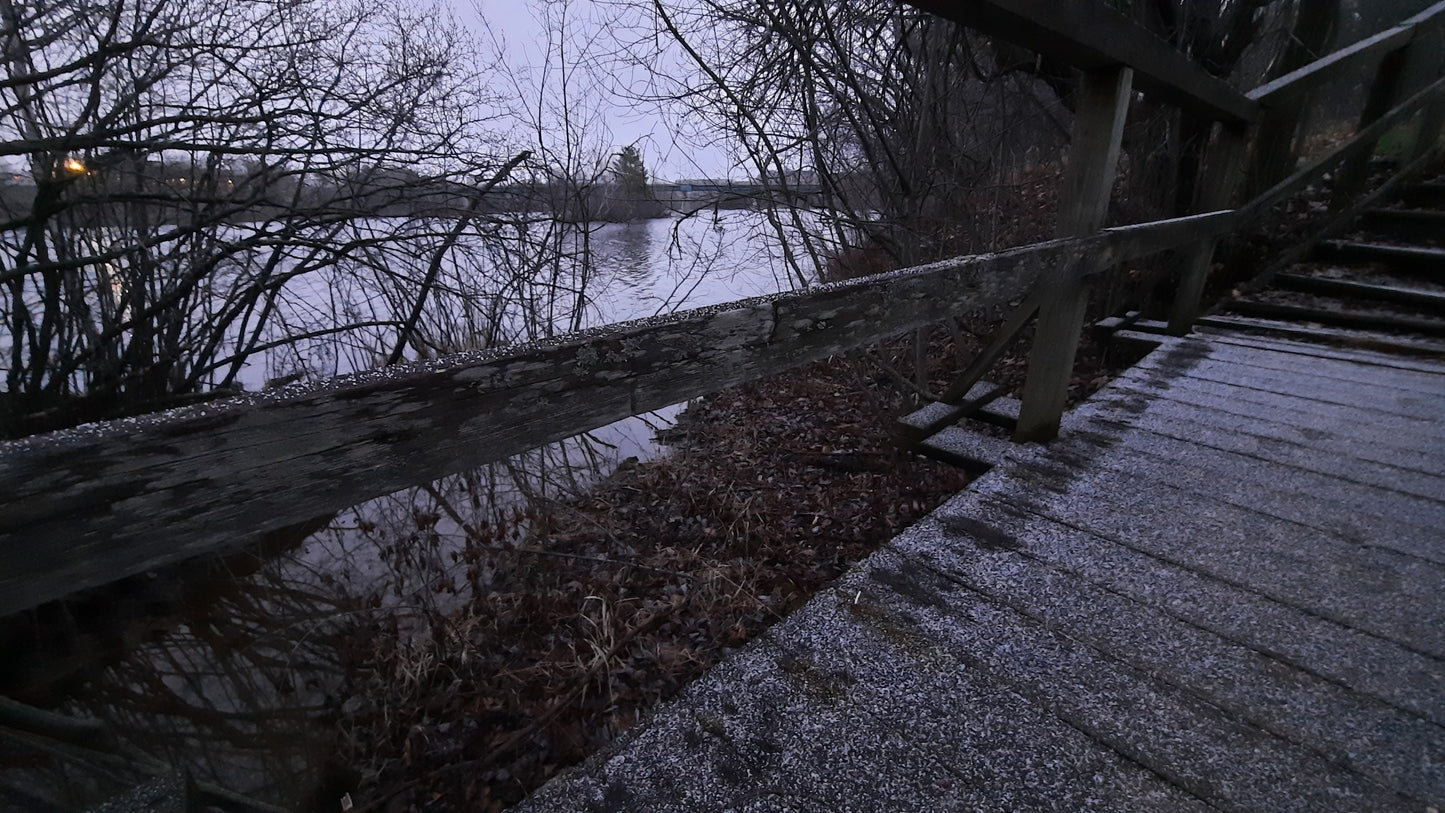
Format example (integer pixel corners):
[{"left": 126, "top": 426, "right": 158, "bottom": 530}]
[{"left": 63, "top": 157, "right": 87, "bottom": 174}]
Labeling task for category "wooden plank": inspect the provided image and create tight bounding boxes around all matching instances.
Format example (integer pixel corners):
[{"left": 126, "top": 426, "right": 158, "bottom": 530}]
[
  {"left": 1334, "top": 46, "right": 1412, "bottom": 206},
  {"left": 896, "top": 382, "right": 1016, "bottom": 447},
  {"left": 1193, "top": 328, "right": 1445, "bottom": 374},
  {"left": 1196, "top": 316, "right": 1445, "bottom": 357},
  {"left": 1105, "top": 374, "right": 1444, "bottom": 461},
  {"left": 1097, "top": 314, "right": 1171, "bottom": 336},
  {"left": 1190, "top": 341, "right": 1445, "bottom": 396},
  {"left": 1247, "top": 27, "right": 1414, "bottom": 106},
  {"left": 915, "top": 425, "right": 1016, "bottom": 472},
  {"left": 1169, "top": 124, "right": 1251, "bottom": 334},
  {"left": 1402, "top": 182, "right": 1445, "bottom": 207},
  {"left": 1359, "top": 208, "right": 1445, "bottom": 239},
  {"left": 1017, "top": 66, "right": 1133, "bottom": 443},
  {"left": 1223, "top": 299, "right": 1445, "bottom": 336},
  {"left": 1236, "top": 145, "right": 1445, "bottom": 295},
  {"left": 902, "top": 0, "right": 1255, "bottom": 125},
  {"left": 1172, "top": 359, "right": 1444, "bottom": 424},
  {"left": 1316, "top": 240, "right": 1445, "bottom": 273},
  {"left": 1236, "top": 75, "right": 1445, "bottom": 222},
  {"left": 0, "top": 218, "right": 1230, "bottom": 618},
  {"left": 1101, "top": 209, "right": 1237, "bottom": 251},
  {"left": 1274, "top": 273, "right": 1445, "bottom": 309}
]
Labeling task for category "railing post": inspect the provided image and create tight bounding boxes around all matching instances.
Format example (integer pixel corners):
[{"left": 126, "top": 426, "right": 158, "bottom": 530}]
[
  {"left": 1168, "top": 123, "right": 1250, "bottom": 335},
  {"left": 1417, "top": 99, "right": 1445, "bottom": 161},
  {"left": 1333, "top": 46, "right": 1411, "bottom": 207},
  {"left": 1015, "top": 66, "right": 1132, "bottom": 444},
  {"left": 1411, "top": 23, "right": 1445, "bottom": 162}
]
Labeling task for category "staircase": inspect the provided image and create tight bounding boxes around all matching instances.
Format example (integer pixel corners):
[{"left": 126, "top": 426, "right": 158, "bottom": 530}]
[{"left": 1202, "top": 175, "right": 1445, "bottom": 356}]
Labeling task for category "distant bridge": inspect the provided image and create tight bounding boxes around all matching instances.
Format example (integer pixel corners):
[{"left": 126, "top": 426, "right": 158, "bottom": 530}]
[
  {"left": 649, "top": 180, "right": 824, "bottom": 212},
  {"left": 653, "top": 181, "right": 822, "bottom": 195}
]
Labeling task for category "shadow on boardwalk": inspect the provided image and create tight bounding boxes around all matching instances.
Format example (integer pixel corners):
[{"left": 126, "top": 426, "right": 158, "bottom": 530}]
[{"left": 516, "top": 329, "right": 1445, "bottom": 812}]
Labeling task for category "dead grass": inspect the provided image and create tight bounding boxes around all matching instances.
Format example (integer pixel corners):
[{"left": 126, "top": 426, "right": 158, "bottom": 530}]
[
  {"left": 334, "top": 319, "right": 1141, "bottom": 812},
  {"left": 332, "top": 156, "right": 1151, "bottom": 811},
  {"left": 335, "top": 348, "right": 970, "bottom": 811}
]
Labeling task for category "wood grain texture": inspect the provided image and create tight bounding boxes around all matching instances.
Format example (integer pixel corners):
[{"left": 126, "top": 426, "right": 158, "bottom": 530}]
[
  {"left": 0, "top": 214, "right": 1241, "bottom": 616},
  {"left": 1237, "top": 76, "right": 1445, "bottom": 223},
  {"left": 1169, "top": 123, "right": 1251, "bottom": 334},
  {"left": 0, "top": 244, "right": 1037, "bottom": 614},
  {"left": 1017, "top": 66, "right": 1133, "bottom": 443},
  {"left": 903, "top": 0, "right": 1256, "bottom": 124},
  {"left": 1247, "top": 27, "right": 1414, "bottom": 106}
]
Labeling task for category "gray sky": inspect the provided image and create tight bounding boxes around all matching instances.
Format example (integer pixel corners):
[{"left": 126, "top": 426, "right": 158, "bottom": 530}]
[
  {"left": 0, "top": 0, "right": 734, "bottom": 180},
  {"left": 463, "top": 0, "right": 733, "bottom": 180}
]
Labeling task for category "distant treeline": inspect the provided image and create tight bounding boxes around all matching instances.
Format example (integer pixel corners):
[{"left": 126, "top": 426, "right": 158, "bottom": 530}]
[{"left": 0, "top": 163, "right": 796, "bottom": 226}]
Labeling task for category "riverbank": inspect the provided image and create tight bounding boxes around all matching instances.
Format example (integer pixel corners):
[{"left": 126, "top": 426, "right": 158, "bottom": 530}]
[{"left": 335, "top": 321, "right": 1141, "bottom": 811}]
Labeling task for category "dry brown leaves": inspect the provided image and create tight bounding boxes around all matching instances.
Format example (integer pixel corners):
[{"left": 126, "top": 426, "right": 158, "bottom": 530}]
[
  {"left": 337, "top": 291, "right": 1142, "bottom": 813},
  {"left": 338, "top": 346, "right": 976, "bottom": 812}
]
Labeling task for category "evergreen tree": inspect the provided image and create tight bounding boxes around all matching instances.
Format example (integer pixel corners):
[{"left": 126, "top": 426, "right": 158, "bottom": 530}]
[
  {"left": 609, "top": 145, "right": 656, "bottom": 220},
  {"left": 613, "top": 145, "right": 650, "bottom": 197}
]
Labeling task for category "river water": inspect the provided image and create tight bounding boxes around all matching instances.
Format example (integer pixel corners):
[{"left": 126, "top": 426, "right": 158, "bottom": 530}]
[{"left": 0, "top": 211, "right": 816, "bottom": 810}]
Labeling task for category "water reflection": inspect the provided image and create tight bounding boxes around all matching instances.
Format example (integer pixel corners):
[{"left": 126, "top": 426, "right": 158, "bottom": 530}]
[
  {"left": 601, "top": 221, "right": 653, "bottom": 286},
  {"left": 1, "top": 551, "right": 352, "bottom": 811},
  {"left": 0, "top": 420, "right": 674, "bottom": 810},
  {"left": 1, "top": 210, "right": 811, "bottom": 809}
]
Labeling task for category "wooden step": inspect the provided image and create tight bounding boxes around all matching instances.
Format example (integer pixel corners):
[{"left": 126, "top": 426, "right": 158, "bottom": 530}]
[
  {"left": 1273, "top": 273, "right": 1445, "bottom": 310},
  {"left": 1222, "top": 299, "right": 1445, "bottom": 336},
  {"left": 1095, "top": 314, "right": 1171, "bottom": 335},
  {"left": 1194, "top": 315, "right": 1445, "bottom": 357},
  {"left": 1358, "top": 208, "right": 1445, "bottom": 241},
  {"left": 1314, "top": 240, "right": 1445, "bottom": 274},
  {"left": 914, "top": 426, "right": 1017, "bottom": 473},
  {"left": 897, "top": 382, "right": 1021, "bottom": 448},
  {"left": 1399, "top": 181, "right": 1445, "bottom": 208}
]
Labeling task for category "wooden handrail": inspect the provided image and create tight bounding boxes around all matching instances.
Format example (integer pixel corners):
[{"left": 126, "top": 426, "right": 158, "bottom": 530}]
[
  {"left": 1250, "top": 1, "right": 1445, "bottom": 107},
  {"left": 903, "top": 0, "right": 1257, "bottom": 125},
  {"left": 1247, "top": 27, "right": 1416, "bottom": 106},
  {"left": 0, "top": 212, "right": 1237, "bottom": 617},
  {"left": 1403, "top": 1, "right": 1445, "bottom": 32},
  {"left": 1165, "top": 1, "right": 1445, "bottom": 332},
  {"left": 1, "top": 0, "right": 1439, "bottom": 618},
  {"left": 1242, "top": 148, "right": 1445, "bottom": 295},
  {"left": 1240, "top": 75, "right": 1445, "bottom": 222}
]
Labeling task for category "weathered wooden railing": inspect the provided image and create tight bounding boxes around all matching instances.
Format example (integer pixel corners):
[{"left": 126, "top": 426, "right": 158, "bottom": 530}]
[
  {"left": 914, "top": 0, "right": 1445, "bottom": 441},
  {"left": 1, "top": 0, "right": 1442, "bottom": 618}
]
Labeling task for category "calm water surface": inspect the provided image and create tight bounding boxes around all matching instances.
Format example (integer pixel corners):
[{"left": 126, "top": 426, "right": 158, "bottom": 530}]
[{"left": 0, "top": 211, "right": 815, "bottom": 810}]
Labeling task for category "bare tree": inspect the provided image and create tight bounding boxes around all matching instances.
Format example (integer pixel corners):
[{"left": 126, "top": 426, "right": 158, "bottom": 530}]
[
  {"left": 0, "top": 0, "right": 526, "bottom": 436},
  {"left": 629, "top": 0, "right": 1316, "bottom": 279},
  {"left": 629, "top": 0, "right": 1125, "bottom": 282}
]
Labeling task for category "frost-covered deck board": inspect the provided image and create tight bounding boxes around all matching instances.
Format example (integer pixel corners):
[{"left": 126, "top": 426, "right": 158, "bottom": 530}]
[
  {"left": 516, "top": 332, "right": 1445, "bottom": 812},
  {"left": 0, "top": 215, "right": 1233, "bottom": 618}
]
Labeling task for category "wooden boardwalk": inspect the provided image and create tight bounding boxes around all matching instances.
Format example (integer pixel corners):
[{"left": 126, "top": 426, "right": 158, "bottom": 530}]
[{"left": 517, "top": 330, "right": 1445, "bottom": 812}]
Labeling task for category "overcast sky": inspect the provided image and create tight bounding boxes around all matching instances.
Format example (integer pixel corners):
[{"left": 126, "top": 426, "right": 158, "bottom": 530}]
[
  {"left": 0, "top": 0, "right": 733, "bottom": 180},
  {"left": 462, "top": 0, "right": 733, "bottom": 180}
]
